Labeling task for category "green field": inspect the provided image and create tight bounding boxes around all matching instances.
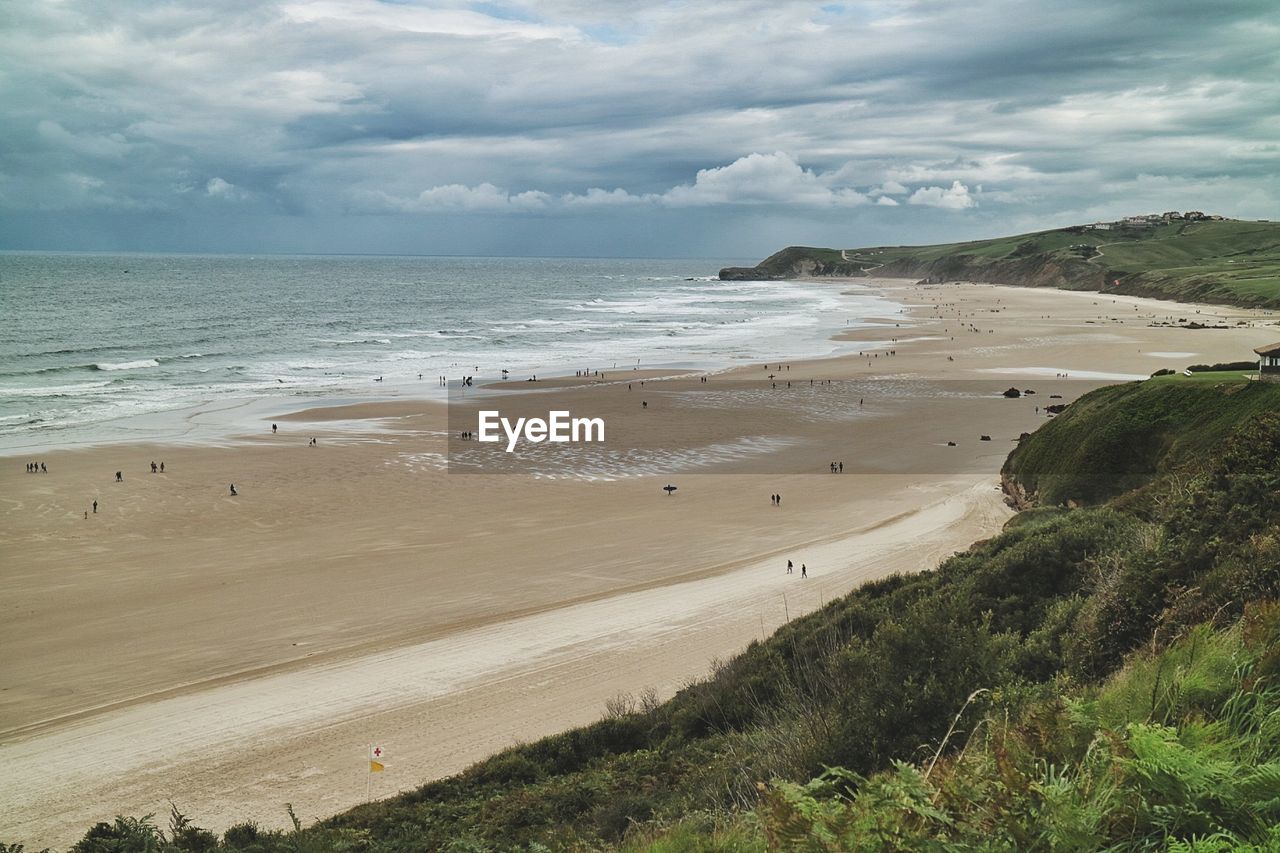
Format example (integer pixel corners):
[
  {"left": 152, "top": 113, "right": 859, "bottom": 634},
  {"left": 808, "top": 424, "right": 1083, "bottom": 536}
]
[
  {"left": 1149, "top": 369, "right": 1257, "bottom": 384},
  {"left": 733, "top": 217, "right": 1280, "bottom": 308}
]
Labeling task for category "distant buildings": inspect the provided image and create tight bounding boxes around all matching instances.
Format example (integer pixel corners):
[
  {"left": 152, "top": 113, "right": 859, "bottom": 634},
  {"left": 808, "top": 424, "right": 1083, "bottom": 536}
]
[{"left": 1083, "top": 211, "right": 1224, "bottom": 231}]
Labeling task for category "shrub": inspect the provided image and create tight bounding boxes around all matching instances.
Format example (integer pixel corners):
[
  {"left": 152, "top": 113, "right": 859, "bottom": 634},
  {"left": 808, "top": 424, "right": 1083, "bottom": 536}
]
[
  {"left": 221, "top": 822, "right": 261, "bottom": 849},
  {"left": 1187, "top": 360, "right": 1257, "bottom": 372}
]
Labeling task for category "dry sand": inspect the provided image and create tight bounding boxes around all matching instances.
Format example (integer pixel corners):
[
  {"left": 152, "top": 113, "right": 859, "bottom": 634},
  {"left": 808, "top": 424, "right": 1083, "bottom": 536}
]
[{"left": 2, "top": 278, "right": 1276, "bottom": 846}]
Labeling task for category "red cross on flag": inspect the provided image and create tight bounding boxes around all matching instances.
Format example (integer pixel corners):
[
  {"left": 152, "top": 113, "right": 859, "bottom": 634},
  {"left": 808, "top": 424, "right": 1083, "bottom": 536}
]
[{"left": 369, "top": 745, "right": 386, "bottom": 773}]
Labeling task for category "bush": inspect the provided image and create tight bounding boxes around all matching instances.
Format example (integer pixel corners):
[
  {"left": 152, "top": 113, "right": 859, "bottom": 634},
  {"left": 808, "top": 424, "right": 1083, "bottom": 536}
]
[
  {"left": 1187, "top": 360, "right": 1257, "bottom": 372},
  {"left": 221, "top": 822, "right": 261, "bottom": 849}
]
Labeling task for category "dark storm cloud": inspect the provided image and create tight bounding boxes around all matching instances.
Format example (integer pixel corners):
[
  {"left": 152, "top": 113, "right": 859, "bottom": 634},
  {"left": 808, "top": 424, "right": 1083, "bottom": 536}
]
[{"left": 0, "top": 0, "right": 1276, "bottom": 255}]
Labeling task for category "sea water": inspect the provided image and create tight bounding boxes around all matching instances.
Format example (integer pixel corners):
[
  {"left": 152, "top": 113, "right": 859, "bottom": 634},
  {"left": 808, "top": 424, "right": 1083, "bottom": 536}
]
[{"left": 0, "top": 253, "right": 905, "bottom": 454}]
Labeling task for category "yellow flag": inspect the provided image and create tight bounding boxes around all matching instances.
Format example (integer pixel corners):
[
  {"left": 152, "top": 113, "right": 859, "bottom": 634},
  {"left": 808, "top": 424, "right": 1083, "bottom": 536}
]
[
  {"left": 369, "top": 745, "right": 386, "bottom": 772},
  {"left": 369, "top": 760, "right": 384, "bottom": 773}
]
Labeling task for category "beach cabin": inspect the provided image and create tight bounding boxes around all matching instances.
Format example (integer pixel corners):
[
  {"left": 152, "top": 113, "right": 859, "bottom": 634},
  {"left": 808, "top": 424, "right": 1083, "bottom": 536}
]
[{"left": 1255, "top": 342, "right": 1280, "bottom": 380}]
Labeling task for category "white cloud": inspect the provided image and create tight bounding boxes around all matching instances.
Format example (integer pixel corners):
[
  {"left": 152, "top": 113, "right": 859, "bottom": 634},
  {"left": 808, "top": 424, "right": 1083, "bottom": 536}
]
[
  {"left": 888, "top": 157, "right": 1042, "bottom": 186},
  {"left": 560, "top": 187, "right": 650, "bottom": 207},
  {"left": 876, "top": 195, "right": 899, "bottom": 206},
  {"left": 353, "top": 183, "right": 551, "bottom": 213},
  {"left": 908, "top": 180, "right": 976, "bottom": 210},
  {"left": 662, "top": 152, "right": 868, "bottom": 207},
  {"left": 875, "top": 180, "right": 908, "bottom": 196},
  {"left": 353, "top": 153, "right": 877, "bottom": 214},
  {"left": 205, "top": 177, "right": 248, "bottom": 200}
]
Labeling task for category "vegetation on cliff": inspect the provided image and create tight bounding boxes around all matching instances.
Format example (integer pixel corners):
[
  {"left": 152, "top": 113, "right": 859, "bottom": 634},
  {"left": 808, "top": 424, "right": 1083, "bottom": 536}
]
[
  {"left": 722, "top": 218, "right": 1280, "bottom": 308},
  {"left": 718, "top": 247, "right": 874, "bottom": 281},
  {"left": 10, "top": 379, "right": 1280, "bottom": 851}
]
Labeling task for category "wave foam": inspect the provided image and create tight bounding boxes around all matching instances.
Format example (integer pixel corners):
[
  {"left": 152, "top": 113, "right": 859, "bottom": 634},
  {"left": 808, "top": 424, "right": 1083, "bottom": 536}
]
[{"left": 94, "top": 359, "right": 160, "bottom": 371}]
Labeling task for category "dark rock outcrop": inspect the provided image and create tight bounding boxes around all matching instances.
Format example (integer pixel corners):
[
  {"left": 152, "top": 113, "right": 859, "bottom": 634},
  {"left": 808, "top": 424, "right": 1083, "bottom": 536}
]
[{"left": 718, "top": 266, "right": 783, "bottom": 281}]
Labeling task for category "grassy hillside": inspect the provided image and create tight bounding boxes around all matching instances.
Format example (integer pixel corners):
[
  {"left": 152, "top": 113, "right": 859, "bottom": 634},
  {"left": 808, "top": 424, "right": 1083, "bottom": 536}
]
[
  {"left": 1002, "top": 377, "right": 1280, "bottom": 506},
  {"left": 645, "top": 603, "right": 1280, "bottom": 850},
  {"left": 719, "top": 246, "right": 874, "bottom": 280},
  {"left": 723, "top": 218, "right": 1280, "bottom": 308},
  {"left": 13, "top": 382, "right": 1280, "bottom": 851}
]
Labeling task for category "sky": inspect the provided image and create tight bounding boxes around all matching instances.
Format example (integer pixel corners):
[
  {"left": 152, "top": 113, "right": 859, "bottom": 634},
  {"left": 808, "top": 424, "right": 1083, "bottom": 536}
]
[{"left": 1, "top": 0, "right": 1277, "bottom": 258}]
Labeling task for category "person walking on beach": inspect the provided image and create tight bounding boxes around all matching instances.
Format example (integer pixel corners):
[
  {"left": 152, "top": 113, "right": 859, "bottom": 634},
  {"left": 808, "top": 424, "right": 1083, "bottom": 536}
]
[
  {"left": 272, "top": 423, "right": 278, "bottom": 434},
  {"left": 229, "top": 483, "right": 237, "bottom": 496},
  {"left": 115, "top": 471, "right": 123, "bottom": 482},
  {"left": 801, "top": 564, "right": 807, "bottom": 579},
  {"left": 92, "top": 500, "right": 97, "bottom": 514},
  {"left": 787, "top": 559, "right": 793, "bottom": 574},
  {"left": 151, "top": 461, "right": 157, "bottom": 473},
  {"left": 160, "top": 462, "right": 165, "bottom": 473}
]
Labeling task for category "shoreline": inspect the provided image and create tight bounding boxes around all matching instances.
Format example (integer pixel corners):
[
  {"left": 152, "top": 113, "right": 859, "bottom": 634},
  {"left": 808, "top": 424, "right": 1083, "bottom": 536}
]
[
  {"left": 0, "top": 276, "right": 903, "bottom": 460},
  {"left": 3, "top": 277, "right": 1278, "bottom": 846}
]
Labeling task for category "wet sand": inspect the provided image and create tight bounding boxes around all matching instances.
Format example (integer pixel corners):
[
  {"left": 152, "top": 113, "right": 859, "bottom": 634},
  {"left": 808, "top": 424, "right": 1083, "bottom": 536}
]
[{"left": 2, "top": 278, "right": 1275, "bottom": 846}]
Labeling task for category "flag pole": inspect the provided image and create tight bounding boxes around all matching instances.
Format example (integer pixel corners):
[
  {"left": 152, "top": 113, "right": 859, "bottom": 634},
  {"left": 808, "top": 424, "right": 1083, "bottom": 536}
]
[{"left": 366, "top": 743, "right": 372, "bottom": 803}]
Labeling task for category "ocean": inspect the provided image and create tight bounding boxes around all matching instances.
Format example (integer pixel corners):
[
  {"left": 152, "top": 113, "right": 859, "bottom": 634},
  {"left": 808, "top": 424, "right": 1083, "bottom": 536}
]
[{"left": 0, "top": 253, "right": 905, "bottom": 454}]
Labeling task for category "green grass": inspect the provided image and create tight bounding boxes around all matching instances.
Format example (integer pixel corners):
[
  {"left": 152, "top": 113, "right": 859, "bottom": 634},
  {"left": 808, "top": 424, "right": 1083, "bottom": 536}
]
[
  {"left": 1003, "top": 379, "right": 1280, "bottom": 505},
  {"left": 659, "top": 603, "right": 1280, "bottom": 852},
  {"left": 1149, "top": 370, "right": 1257, "bottom": 384},
  {"left": 751, "top": 246, "right": 875, "bottom": 278},
  {"left": 738, "top": 218, "right": 1280, "bottom": 308}
]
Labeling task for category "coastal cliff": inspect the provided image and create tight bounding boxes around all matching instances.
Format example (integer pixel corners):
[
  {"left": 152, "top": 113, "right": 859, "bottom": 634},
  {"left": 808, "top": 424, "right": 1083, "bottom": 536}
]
[
  {"left": 722, "top": 216, "right": 1280, "bottom": 308},
  {"left": 718, "top": 245, "right": 878, "bottom": 280}
]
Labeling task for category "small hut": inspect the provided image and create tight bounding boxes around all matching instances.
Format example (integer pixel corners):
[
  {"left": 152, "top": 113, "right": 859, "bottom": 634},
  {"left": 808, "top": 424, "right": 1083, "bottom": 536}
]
[{"left": 1254, "top": 342, "right": 1280, "bottom": 380}]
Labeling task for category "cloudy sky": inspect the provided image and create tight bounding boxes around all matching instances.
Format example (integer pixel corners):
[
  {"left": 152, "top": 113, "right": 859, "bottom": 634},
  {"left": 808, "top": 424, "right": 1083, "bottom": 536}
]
[{"left": 2, "top": 0, "right": 1277, "bottom": 258}]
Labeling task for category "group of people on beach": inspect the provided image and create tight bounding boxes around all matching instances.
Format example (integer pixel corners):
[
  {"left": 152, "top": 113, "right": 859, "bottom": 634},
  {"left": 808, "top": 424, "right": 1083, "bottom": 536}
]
[
  {"left": 81, "top": 419, "right": 329, "bottom": 518},
  {"left": 272, "top": 423, "right": 317, "bottom": 446},
  {"left": 829, "top": 461, "right": 844, "bottom": 473},
  {"left": 770, "top": 493, "right": 783, "bottom": 506},
  {"left": 24, "top": 461, "right": 47, "bottom": 474},
  {"left": 786, "top": 559, "right": 807, "bottom": 578}
]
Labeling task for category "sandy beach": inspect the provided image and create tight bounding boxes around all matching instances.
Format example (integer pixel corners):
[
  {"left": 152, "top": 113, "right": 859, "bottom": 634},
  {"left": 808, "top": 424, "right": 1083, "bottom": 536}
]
[{"left": 2, "top": 277, "right": 1276, "bottom": 846}]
